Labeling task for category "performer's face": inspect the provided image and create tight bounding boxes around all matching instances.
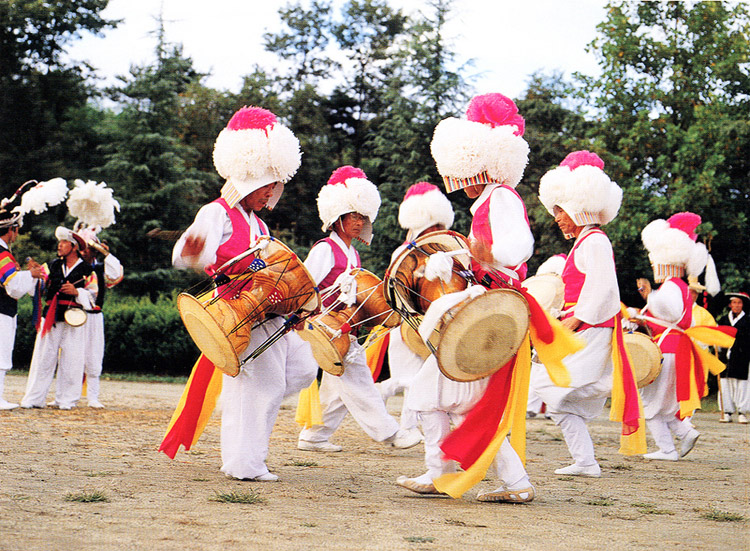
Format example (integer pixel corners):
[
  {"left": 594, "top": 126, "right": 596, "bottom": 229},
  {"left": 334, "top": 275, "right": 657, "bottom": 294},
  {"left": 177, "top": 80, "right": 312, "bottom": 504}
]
[
  {"left": 339, "top": 212, "right": 366, "bottom": 240},
  {"left": 553, "top": 206, "right": 578, "bottom": 237},
  {"left": 729, "top": 297, "right": 744, "bottom": 314},
  {"left": 240, "top": 183, "right": 276, "bottom": 213},
  {"left": 57, "top": 239, "right": 75, "bottom": 258}
]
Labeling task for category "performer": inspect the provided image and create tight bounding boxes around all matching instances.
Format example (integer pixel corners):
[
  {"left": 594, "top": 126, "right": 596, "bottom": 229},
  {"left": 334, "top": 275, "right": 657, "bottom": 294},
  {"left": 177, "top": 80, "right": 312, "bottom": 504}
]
[
  {"left": 533, "top": 150, "right": 644, "bottom": 476},
  {"left": 639, "top": 212, "right": 730, "bottom": 459},
  {"left": 397, "top": 93, "right": 539, "bottom": 502},
  {"left": 297, "top": 167, "right": 422, "bottom": 452},
  {"left": 0, "top": 200, "right": 43, "bottom": 409},
  {"left": 717, "top": 292, "right": 749, "bottom": 424},
  {"left": 377, "top": 182, "right": 455, "bottom": 435},
  {"left": 170, "top": 106, "right": 318, "bottom": 481},
  {"left": 78, "top": 228, "right": 123, "bottom": 408},
  {"left": 21, "top": 227, "right": 98, "bottom": 410}
]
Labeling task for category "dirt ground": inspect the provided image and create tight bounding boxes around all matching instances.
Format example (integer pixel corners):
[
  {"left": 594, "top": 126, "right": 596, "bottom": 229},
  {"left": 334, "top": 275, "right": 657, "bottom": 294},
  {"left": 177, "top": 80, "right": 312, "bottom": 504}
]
[{"left": 0, "top": 372, "right": 748, "bottom": 551}]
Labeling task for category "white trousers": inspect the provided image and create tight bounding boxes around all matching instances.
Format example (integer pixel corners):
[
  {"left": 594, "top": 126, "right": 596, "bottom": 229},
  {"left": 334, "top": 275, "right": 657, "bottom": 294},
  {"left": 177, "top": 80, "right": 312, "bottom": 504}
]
[
  {"left": 721, "top": 377, "right": 750, "bottom": 415},
  {"left": 0, "top": 314, "right": 17, "bottom": 372},
  {"left": 220, "top": 319, "right": 317, "bottom": 479},
  {"left": 381, "top": 326, "right": 424, "bottom": 431},
  {"left": 549, "top": 412, "right": 597, "bottom": 466},
  {"left": 83, "top": 312, "right": 105, "bottom": 401},
  {"left": 299, "top": 340, "right": 399, "bottom": 443},
  {"left": 645, "top": 414, "right": 692, "bottom": 454},
  {"left": 21, "top": 320, "right": 86, "bottom": 409},
  {"left": 641, "top": 354, "right": 678, "bottom": 419}
]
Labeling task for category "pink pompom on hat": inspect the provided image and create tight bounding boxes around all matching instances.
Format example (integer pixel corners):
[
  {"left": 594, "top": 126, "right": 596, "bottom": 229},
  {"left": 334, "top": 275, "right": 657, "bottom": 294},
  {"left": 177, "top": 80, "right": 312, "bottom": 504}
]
[
  {"left": 641, "top": 211, "right": 720, "bottom": 293},
  {"left": 430, "top": 93, "right": 530, "bottom": 193},
  {"left": 539, "top": 150, "right": 622, "bottom": 226},
  {"left": 213, "top": 106, "right": 301, "bottom": 209},
  {"left": 398, "top": 182, "right": 454, "bottom": 241},
  {"left": 316, "top": 166, "right": 381, "bottom": 245}
]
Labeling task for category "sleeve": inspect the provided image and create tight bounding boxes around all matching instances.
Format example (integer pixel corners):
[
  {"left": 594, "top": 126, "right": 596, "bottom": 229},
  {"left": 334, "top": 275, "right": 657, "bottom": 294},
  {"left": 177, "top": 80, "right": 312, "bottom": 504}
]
[
  {"left": 102, "top": 254, "right": 124, "bottom": 288},
  {"left": 646, "top": 280, "right": 685, "bottom": 324},
  {"left": 304, "top": 241, "right": 335, "bottom": 285},
  {"left": 172, "top": 203, "right": 229, "bottom": 270},
  {"left": 3, "top": 270, "right": 37, "bottom": 299},
  {"left": 76, "top": 270, "right": 98, "bottom": 310},
  {"left": 573, "top": 233, "right": 621, "bottom": 325},
  {"left": 488, "top": 187, "right": 534, "bottom": 268}
]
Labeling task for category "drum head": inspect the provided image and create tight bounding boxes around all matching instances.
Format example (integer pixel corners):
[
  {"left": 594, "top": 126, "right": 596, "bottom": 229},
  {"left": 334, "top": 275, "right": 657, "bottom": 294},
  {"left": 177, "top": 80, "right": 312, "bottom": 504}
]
[
  {"left": 624, "top": 332, "right": 662, "bottom": 388},
  {"left": 522, "top": 273, "right": 564, "bottom": 313},
  {"left": 64, "top": 308, "right": 87, "bottom": 327},
  {"left": 177, "top": 293, "right": 240, "bottom": 377},
  {"left": 297, "top": 320, "right": 346, "bottom": 376},
  {"left": 437, "top": 289, "right": 530, "bottom": 382},
  {"left": 400, "top": 318, "right": 440, "bottom": 360}
]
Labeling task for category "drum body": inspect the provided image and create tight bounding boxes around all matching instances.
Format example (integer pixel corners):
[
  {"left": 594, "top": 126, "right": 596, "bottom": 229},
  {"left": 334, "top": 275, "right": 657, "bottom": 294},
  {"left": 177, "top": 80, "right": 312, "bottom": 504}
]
[
  {"left": 64, "top": 307, "right": 87, "bottom": 327},
  {"left": 297, "top": 269, "right": 397, "bottom": 375},
  {"left": 522, "top": 273, "right": 564, "bottom": 314},
  {"left": 177, "top": 236, "right": 320, "bottom": 377},
  {"left": 435, "top": 289, "right": 530, "bottom": 382},
  {"left": 624, "top": 331, "right": 663, "bottom": 388}
]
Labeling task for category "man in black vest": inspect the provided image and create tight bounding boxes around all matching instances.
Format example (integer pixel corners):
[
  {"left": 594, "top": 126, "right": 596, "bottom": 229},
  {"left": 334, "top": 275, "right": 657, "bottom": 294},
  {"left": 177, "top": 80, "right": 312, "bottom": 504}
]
[
  {"left": 78, "top": 229, "right": 123, "bottom": 408},
  {"left": 0, "top": 209, "right": 42, "bottom": 409},
  {"left": 718, "top": 292, "right": 750, "bottom": 424},
  {"left": 20, "top": 227, "right": 98, "bottom": 410}
]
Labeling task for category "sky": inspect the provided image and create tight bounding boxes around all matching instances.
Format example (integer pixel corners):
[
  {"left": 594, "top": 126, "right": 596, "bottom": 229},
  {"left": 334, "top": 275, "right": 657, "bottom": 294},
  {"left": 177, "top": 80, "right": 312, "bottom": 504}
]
[{"left": 65, "top": 0, "right": 608, "bottom": 100}]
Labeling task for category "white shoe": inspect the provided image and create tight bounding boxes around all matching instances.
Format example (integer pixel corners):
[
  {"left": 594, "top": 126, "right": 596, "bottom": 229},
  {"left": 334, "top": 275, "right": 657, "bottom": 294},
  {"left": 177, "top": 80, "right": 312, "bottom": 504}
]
[
  {"left": 0, "top": 399, "right": 19, "bottom": 410},
  {"left": 477, "top": 485, "right": 536, "bottom": 503},
  {"left": 47, "top": 400, "right": 59, "bottom": 408},
  {"left": 643, "top": 450, "right": 679, "bottom": 461},
  {"left": 297, "top": 440, "right": 343, "bottom": 452},
  {"left": 680, "top": 429, "right": 700, "bottom": 458},
  {"left": 387, "top": 428, "right": 423, "bottom": 449},
  {"left": 88, "top": 400, "right": 105, "bottom": 409},
  {"left": 226, "top": 472, "right": 279, "bottom": 482},
  {"left": 58, "top": 405, "right": 72, "bottom": 410},
  {"left": 719, "top": 414, "right": 732, "bottom": 423},
  {"left": 554, "top": 463, "right": 601, "bottom": 477},
  {"left": 20, "top": 402, "right": 43, "bottom": 409},
  {"left": 738, "top": 414, "right": 748, "bottom": 424},
  {"left": 396, "top": 475, "right": 445, "bottom": 495}
]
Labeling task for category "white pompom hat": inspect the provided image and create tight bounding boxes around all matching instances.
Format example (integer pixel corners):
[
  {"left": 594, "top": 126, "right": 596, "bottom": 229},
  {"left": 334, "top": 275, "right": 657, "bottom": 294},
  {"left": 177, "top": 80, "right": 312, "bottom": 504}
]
[
  {"left": 317, "top": 166, "right": 381, "bottom": 245},
  {"left": 213, "top": 106, "right": 301, "bottom": 209},
  {"left": 539, "top": 151, "right": 622, "bottom": 226},
  {"left": 398, "top": 182, "right": 454, "bottom": 241},
  {"left": 641, "top": 212, "right": 720, "bottom": 294},
  {"left": 430, "top": 93, "right": 529, "bottom": 193}
]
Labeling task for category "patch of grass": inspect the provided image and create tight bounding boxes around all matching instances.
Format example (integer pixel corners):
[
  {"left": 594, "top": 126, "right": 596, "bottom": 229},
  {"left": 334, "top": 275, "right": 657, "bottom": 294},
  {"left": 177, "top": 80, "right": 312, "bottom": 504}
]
[
  {"left": 100, "top": 373, "right": 188, "bottom": 384},
  {"left": 404, "top": 536, "right": 435, "bottom": 543},
  {"left": 209, "top": 489, "right": 264, "bottom": 504},
  {"left": 716, "top": 466, "right": 731, "bottom": 471},
  {"left": 557, "top": 476, "right": 574, "bottom": 481},
  {"left": 631, "top": 502, "right": 673, "bottom": 515},
  {"left": 191, "top": 477, "right": 210, "bottom": 482},
  {"left": 11, "top": 495, "right": 30, "bottom": 501},
  {"left": 64, "top": 490, "right": 109, "bottom": 503},
  {"left": 287, "top": 459, "right": 318, "bottom": 467},
  {"left": 187, "top": 450, "right": 206, "bottom": 456},
  {"left": 610, "top": 464, "right": 633, "bottom": 471},
  {"left": 301, "top": 522, "right": 317, "bottom": 528},
  {"left": 445, "top": 518, "right": 487, "bottom": 528},
  {"left": 700, "top": 508, "right": 746, "bottom": 522},
  {"left": 586, "top": 496, "right": 615, "bottom": 507},
  {"left": 85, "top": 471, "right": 118, "bottom": 477}
]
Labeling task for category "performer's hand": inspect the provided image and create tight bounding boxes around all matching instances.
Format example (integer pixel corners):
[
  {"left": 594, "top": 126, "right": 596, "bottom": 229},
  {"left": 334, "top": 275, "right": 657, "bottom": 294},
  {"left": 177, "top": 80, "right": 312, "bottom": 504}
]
[
  {"left": 469, "top": 238, "right": 494, "bottom": 265},
  {"left": 181, "top": 234, "right": 205, "bottom": 259},
  {"left": 26, "top": 258, "right": 42, "bottom": 278},
  {"left": 60, "top": 282, "right": 77, "bottom": 295},
  {"left": 561, "top": 316, "right": 582, "bottom": 332}
]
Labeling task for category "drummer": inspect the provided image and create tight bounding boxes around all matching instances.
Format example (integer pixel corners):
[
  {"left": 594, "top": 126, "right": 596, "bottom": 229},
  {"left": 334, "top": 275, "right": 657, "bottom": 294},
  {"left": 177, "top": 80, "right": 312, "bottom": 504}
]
[
  {"left": 377, "top": 182, "right": 456, "bottom": 437},
  {"left": 533, "top": 151, "right": 642, "bottom": 476},
  {"left": 397, "top": 93, "right": 536, "bottom": 502},
  {"left": 297, "top": 166, "right": 423, "bottom": 452},
  {"left": 172, "top": 106, "right": 318, "bottom": 481},
  {"left": 638, "top": 212, "right": 724, "bottom": 460}
]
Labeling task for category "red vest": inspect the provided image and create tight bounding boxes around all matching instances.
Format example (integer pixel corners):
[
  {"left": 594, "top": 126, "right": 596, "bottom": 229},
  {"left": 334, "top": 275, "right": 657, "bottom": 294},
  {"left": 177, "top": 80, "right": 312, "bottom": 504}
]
[
  {"left": 205, "top": 198, "right": 268, "bottom": 276},
  {"left": 562, "top": 228, "right": 616, "bottom": 331},
  {"left": 647, "top": 277, "right": 692, "bottom": 353},
  {"left": 317, "top": 237, "right": 361, "bottom": 308},
  {"left": 470, "top": 184, "right": 529, "bottom": 287}
]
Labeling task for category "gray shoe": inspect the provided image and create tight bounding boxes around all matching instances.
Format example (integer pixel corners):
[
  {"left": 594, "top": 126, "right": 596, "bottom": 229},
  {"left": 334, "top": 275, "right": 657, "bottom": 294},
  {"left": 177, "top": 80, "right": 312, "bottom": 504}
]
[
  {"left": 388, "top": 428, "right": 423, "bottom": 449},
  {"left": 680, "top": 429, "right": 700, "bottom": 458}
]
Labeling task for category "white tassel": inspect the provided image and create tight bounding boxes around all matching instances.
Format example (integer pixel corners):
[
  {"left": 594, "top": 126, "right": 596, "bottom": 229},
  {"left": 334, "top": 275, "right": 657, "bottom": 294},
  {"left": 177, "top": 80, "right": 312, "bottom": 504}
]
[
  {"left": 704, "top": 254, "right": 721, "bottom": 296},
  {"left": 424, "top": 251, "right": 454, "bottom": 283}
]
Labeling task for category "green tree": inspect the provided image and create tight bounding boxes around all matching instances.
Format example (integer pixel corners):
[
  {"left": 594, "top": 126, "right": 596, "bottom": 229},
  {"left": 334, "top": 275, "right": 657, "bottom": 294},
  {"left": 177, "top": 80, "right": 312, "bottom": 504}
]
[{"left": 578, "top": 1, "right": 750, "bottom": 304}]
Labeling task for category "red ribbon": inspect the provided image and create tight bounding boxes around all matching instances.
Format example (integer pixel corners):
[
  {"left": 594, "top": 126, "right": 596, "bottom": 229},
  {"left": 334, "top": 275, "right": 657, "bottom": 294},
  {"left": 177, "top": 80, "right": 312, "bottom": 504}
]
[{"left": 40, "top": 295, "right": 58, "bottom": 336}]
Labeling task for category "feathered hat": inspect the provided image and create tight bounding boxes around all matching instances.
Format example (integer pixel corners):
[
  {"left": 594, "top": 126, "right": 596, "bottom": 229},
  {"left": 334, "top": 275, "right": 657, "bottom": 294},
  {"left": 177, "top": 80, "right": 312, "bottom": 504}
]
[
  {"left": 213, "top": 106, "right": 301, "bottom": 209},
  {"left": 54, "top": 226, "right": 87, "bottom": 250},
  {"left": 535, "top": 253, "right": 567, "bottom": 276},
  {"left": 317, "top": 166, "right": 380, "bottom": 245},
  {"left": 430, "top": 93, "right": 529, "bottom": 193},
  {"left": 539, "top": 151, "right": 622, "bottom": 226},
  {"left": 0, "top": 178, "right": 68, "bottom": 230},
  {"left": 641, "top": 212, "right": 720, "bottom": 294},
  {"left": 398, "top": 182, "right": 454, "bottom": 241}
]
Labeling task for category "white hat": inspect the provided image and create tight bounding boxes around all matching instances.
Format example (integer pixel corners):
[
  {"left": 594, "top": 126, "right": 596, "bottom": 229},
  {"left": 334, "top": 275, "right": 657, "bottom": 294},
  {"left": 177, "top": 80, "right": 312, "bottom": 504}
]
[
  {"left": 317, "top": 166, "right": 380, "bottom": 245},
  {"left": 539, "top": 151, "right": 622, "bottom": 226},
  {"left": 535, "top": 253, "right": 567, "bottom": 276},
  {"left": 213, "top": 106, "right": 301, "bottom": 209},
  {"left": 430, "top": 93, "right": 529, "bottom": 193},
  {"left": 55, "top": 226, "right": 86, "bottom": 250},
  {"left": 641, "top": 212, "right": 720, "bottom": 294},
  {"left": 67, "top": 179, "right": 120, "bottom": 229},
  {"left": 398, "top": 182, "right": 454, "bottom": 241},
  {"left": 1, "top": 178, "right": 68, "bottom": 229}
]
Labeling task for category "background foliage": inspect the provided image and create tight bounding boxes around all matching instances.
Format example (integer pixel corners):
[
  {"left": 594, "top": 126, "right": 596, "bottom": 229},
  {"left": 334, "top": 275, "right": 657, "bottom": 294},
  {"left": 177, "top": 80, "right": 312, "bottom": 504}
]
[{"left": 2, "top": 0, "right": 748, "bottom": 374}]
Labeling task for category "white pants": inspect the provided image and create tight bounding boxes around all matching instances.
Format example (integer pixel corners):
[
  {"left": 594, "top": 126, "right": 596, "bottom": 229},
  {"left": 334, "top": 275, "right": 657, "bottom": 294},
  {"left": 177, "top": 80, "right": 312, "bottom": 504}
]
[
  {"left": 721, "top": 377, "right": 750, "bottom": 415},
  {"left": 0, "top": 313, "right": 17, "bottom": 372},
  {"left": 645, "top": 414, "right": 692, "bottom": 454},
  {"left": 83, "top": 312, "right": 105, "bottom": 401},
  {"left": 299, "top": 340, "right": 399, "bottom": 443},
  {"left": 221, "top": 319, "right": 317, "bottom": 479},
  {"left": 21, "top": 320, "right": 86, "bottom": 409},
  {"left": 549, "top": 412, "right": 597, "bottom": 466},
  {"left": 380, "top": 326, "right": 424, "bottom": 431},
  {"left": 641, "top": 353, "right": 678, "bottom": 420}
]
